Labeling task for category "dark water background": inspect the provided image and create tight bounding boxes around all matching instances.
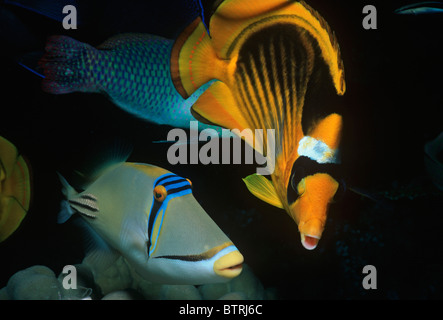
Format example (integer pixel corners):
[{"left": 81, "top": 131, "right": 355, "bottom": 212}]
[{"left": 0, "top": 0, "right": 442, "bottom": 299}]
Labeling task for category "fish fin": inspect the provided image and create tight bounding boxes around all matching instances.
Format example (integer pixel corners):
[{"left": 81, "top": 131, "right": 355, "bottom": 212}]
[
  {"left": 0, "top": 194, "right": 27, "bottom": 242},
  {"left": 57, "top": 172, "right": 78, "bottom": 223},
  {"left": 0, "top": 137, "right": 32, "bottom": 239},
  {"left": 73, "top": 140, "right": 133, "bottom": 190},
  {"left": 3, "top": 0, "right": 89, "bottom": 25},
  {"left": 16, "top": 52, "right": 45, "bottom": 78},
  {"left": 171, "top": 18, "right": 227, "bottom": 98},
  {"left": 243, "top": 174, "right": 284, "bottom": 209},
  {"left": 38, "top": 35, "right": 98, "bottom": 94},
  {"left": 74, "top": 218, "right": 120, "bottom": 274},
  {"left": 0, "top": 136, "right": 19, "bottom": 179},
  {"left": 307, "top": 113, "right": 343, "bottom": 150},
  {"left": 191, "top": 80, "right": 251, "bottom": 131}
]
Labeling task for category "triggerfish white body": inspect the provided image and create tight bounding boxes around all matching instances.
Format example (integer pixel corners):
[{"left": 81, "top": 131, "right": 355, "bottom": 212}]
[
  {"left": 58, "top": 159, "right": 243, "bottom": 284},
  {"left": 171, "top": 0, "right": 346, "bottom": 250}
]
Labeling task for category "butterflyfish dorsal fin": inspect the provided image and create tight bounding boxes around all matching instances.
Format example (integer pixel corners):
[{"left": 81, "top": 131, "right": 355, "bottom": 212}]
[
  {"left": 211, "top": 0, "right": 346, "bottom": 95},
  {"left": 172, "top": 0, "right": 346, "bottom": 99},
  {"left": 243, "top": 174, "right": 284, "bottom": 209}
]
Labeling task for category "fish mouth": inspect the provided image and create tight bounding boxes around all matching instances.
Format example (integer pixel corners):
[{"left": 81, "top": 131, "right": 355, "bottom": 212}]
[
  {"left": 213, "top": 249, "right": 244, "bottom": 279},
  {"left": 300, "top": 233, "right": 320, "bottom": 250}
]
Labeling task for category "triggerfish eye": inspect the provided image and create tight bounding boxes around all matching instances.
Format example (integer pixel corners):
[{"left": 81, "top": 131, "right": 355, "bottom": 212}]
[{"left": 153, "top": 185, "right": 167, "bottom": 202}]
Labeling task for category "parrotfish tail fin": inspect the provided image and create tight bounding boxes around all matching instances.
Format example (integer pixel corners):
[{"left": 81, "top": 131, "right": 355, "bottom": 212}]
[
  {"left": 39, "top": 35, "right": 98, "bottom": 94},
  {"left": 0, "top": 137, "right": 32, "bottom": 242},
  {"left": 57, "top": 172, "right": 77, "bottom": 224}
]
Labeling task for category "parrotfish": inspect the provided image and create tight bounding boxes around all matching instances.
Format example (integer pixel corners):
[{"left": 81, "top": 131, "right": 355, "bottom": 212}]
[
  {"left": 58, "top": 153, "right": 243, "bottom": 285},
  {"left": 171, "top": 0, "right": 346, "bottom": 250},
  {"left": 0, "top": 136, "right": 31, "bottom": 242},
  {"left": 38, "top": 33, "right": 221, "bottom": 132}
]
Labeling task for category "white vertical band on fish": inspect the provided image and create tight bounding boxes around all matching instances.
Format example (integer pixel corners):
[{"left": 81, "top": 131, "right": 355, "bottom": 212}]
[{"left": 297, "top": 136, "right": 340, "bottom": 164}]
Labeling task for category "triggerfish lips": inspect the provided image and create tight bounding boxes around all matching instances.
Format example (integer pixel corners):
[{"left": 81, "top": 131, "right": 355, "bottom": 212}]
[{"left": 146, "top": 244, "right": 244, "bottom": 284}]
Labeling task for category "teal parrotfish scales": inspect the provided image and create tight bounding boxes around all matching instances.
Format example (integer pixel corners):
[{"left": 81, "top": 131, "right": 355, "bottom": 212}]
[
  {"left": 38, "top": 33, "right": 220, "bottom": 131},
  {"left": 58, "top": 161, "right": 244, "bottom": 285}
]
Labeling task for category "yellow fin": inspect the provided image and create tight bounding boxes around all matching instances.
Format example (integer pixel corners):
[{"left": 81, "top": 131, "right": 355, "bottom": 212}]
[
  {"left": 191, "top": 81, "right": 249, "bottom": 131},
  {"left": 171, "top": 18, "right": 227, "bottom": 98},
  {"left": 243, "top": 174, "right": 283, "bottom": 209},
  {"left": 0, "top": 194, "right": 27, "bottom": 242},
  {"left": 0, "top": 136, "right": 19, "bottom": 180},
  {"left": 209, "top": 0, "right": 346, "bottom": 93}
]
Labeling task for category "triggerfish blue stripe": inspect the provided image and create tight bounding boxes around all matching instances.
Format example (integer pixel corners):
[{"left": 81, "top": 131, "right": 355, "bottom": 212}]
[{"left": 147, "top": 173, "right": 193, "bottom": 256}]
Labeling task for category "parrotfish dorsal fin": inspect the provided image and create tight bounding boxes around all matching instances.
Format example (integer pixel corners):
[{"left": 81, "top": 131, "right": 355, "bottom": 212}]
[{"left": 243, "top": 173, "right": 284, "bottom": 209}]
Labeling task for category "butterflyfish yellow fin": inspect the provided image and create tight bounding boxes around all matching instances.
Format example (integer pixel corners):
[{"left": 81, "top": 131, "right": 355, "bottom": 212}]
[
  {"left": 308, "top": 113, "right": 343, "bottom": 150},
  {"left": 243, "top": 174, "right": 284, "bottom": 209},
  {"left": 209, "top": 0, "right": 346, "bottom": 94},
  {"left": 0, "top": 194, "right": 27, "bottom": 242},
  {"left": 171, "top": 18, "right": 227, "bottom": 98},
  {"left": 191, "top": 81, "right": 249, "bottom": 131}
]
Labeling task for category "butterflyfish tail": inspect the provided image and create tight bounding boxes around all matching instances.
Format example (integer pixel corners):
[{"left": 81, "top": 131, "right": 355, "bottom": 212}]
[{"left": 39, "top": 35, "right": 98, "bottom": 94}]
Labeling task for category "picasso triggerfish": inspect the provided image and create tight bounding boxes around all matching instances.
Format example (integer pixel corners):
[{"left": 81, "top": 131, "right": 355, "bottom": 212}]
[
  {"left": 57, "top": 151, "right": 243, "bottom": 285},
  {"left": 0, "top": 136, "right": 31, "bottom": 242},
  {"left": 171, "top": 0, "right": 346, "bottom": 250}
]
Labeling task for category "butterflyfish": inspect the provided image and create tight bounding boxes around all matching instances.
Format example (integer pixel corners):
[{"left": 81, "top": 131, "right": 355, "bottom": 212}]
[
  {"left": 57, "top": 154, "right": 243, "bottom": 284},
  {"left": 38, "top": 33, "right": 221, "bottom": 133},
  {"left": 171, "top": 0, "right": 346, "bottom": 250},
  {"left": 0, "top": 136, "right": 31, "bottom": 242}
]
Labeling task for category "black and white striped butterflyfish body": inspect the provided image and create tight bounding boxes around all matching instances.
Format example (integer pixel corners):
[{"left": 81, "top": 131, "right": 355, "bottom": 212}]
[{"left": 57, "top": 162, "right": 243, "bottom": 285}]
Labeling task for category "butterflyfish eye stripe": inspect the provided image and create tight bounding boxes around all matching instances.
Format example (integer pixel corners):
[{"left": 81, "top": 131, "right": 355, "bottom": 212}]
[
  {"left": 146, "top": 173, "right": 193, "bottom": 256},
  {"left": 287, "top": 156, "right": 342, "bottom": 204}
]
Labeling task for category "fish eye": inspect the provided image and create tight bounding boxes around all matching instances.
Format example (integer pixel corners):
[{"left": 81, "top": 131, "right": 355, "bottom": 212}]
[
  {"left": 153, "top": 185, "right": 167, "bottom": 202},
  {"left": 186, "top": 178, "right": 192, "bottom": 188}
]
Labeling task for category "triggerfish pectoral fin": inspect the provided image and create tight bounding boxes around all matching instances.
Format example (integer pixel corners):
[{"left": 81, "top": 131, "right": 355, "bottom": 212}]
[{"left": 0, "top": 136, "right": 31, "bottom": 242}]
